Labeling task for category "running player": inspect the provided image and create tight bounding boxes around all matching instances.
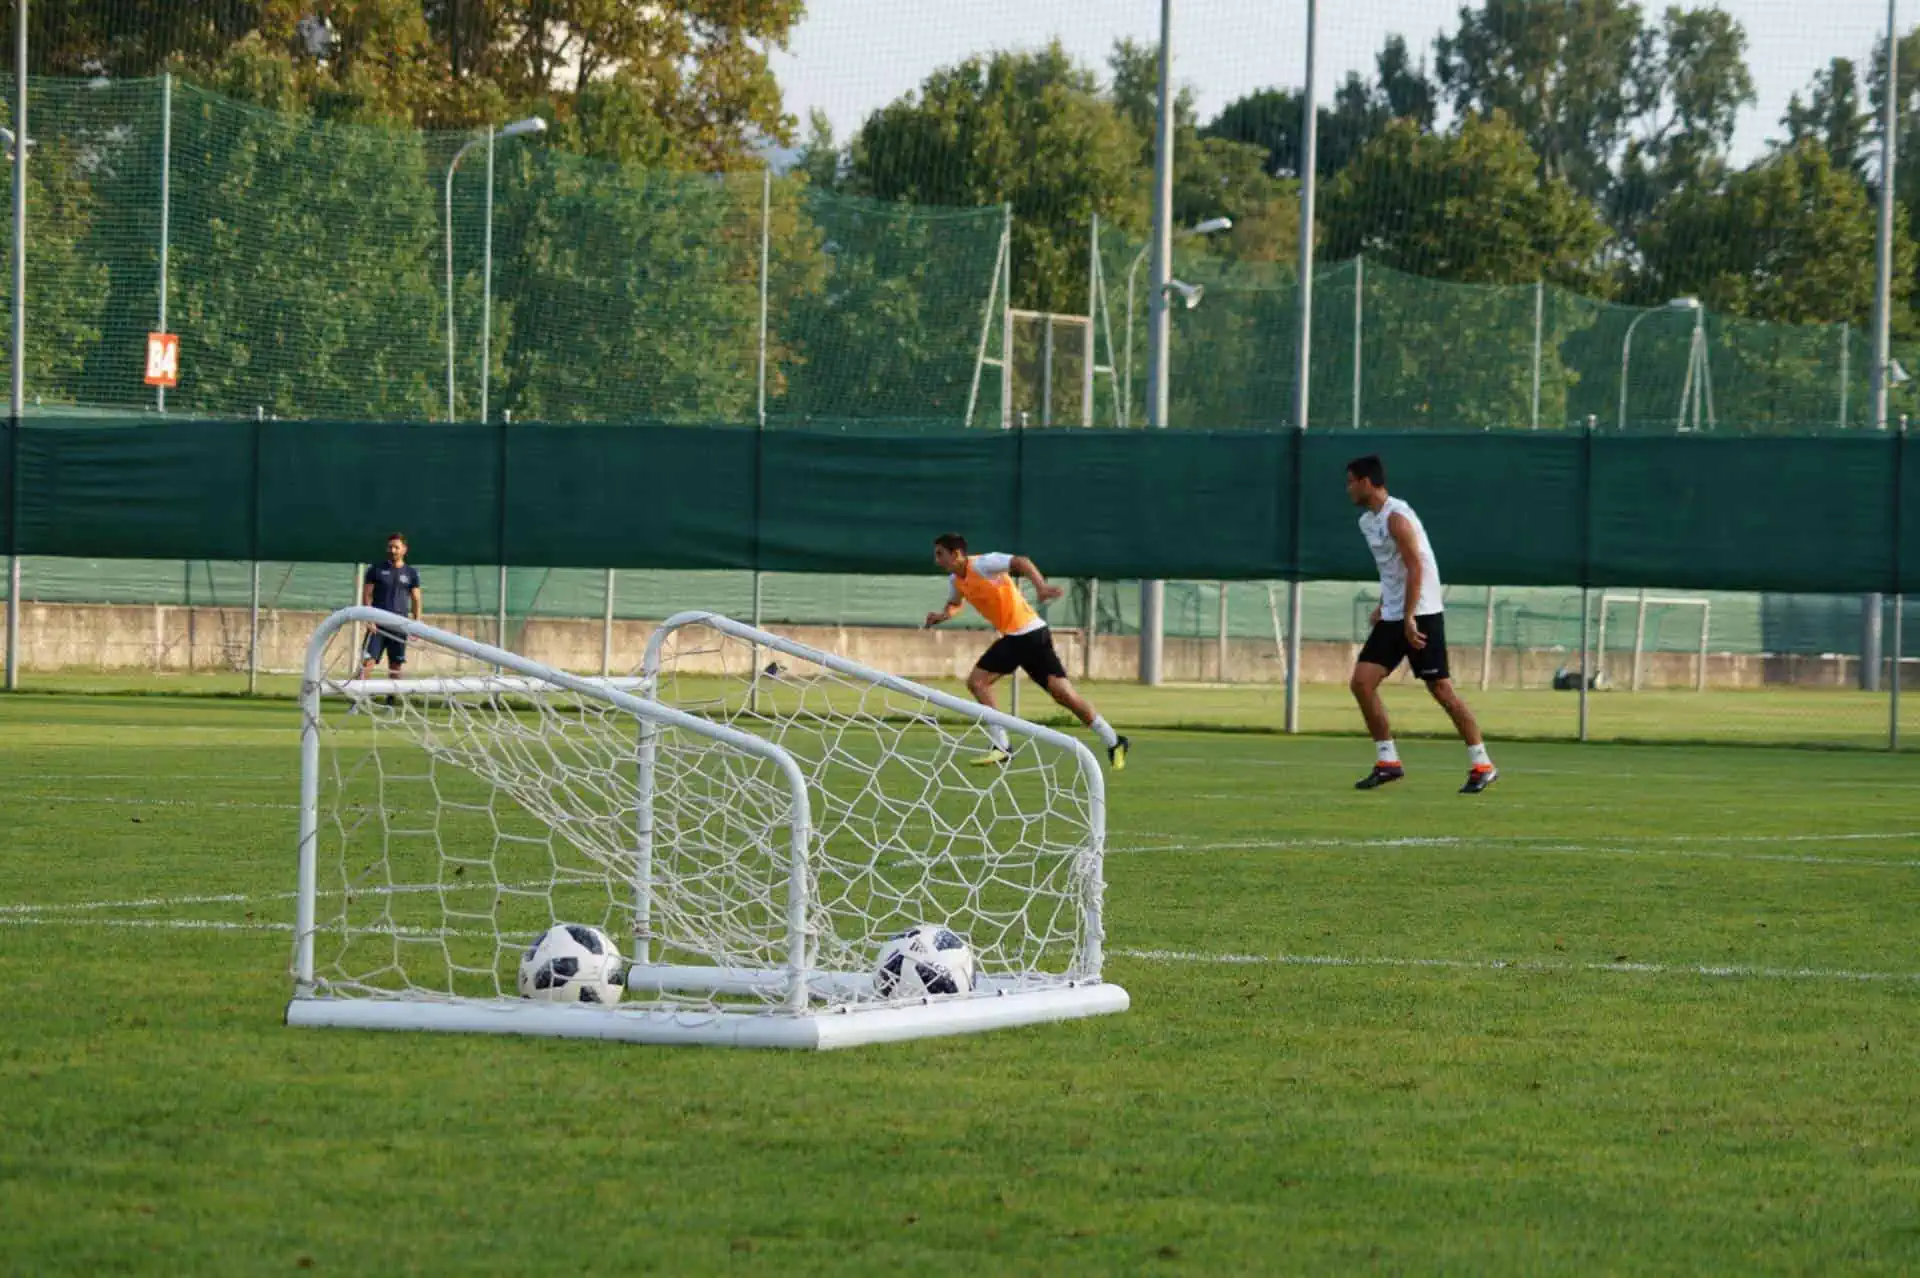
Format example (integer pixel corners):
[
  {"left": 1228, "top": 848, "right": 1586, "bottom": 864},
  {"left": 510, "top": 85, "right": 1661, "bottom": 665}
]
[
  {"left": 924, "top": 533, "right": 1129, "bottom": 769},
  {"left": 1345, "top": 456, "right": 1497, "bottom": 794}
]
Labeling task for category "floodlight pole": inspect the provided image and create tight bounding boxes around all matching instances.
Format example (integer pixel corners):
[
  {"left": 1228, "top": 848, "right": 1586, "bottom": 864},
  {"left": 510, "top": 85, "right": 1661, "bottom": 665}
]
[
  {"left": 1283, "top": 0, "right": 1319, "bottom": 734},
  {"left": 444, "top": 135, "right": 481, "bottom": 422},
  {"left": 5, "top": 0, "right": 25, "bottom": 693},
  {"left": 1867, "top": 0, "right": 1899, "bottom": 694},
  {"left": 1139, "top": 0, "right": 1175, "bottom": 686},
  {"left": 157, "top": 72, "right": 170, "bottom": 414},
  {"left": 445, "top": 116, "right": 544, "bottom": 425}
]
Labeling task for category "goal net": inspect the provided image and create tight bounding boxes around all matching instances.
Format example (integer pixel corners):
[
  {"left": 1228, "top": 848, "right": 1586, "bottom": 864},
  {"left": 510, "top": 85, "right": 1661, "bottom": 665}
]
[{"left": 288, "top": 607, "right": 1125, "bottom": 1049}]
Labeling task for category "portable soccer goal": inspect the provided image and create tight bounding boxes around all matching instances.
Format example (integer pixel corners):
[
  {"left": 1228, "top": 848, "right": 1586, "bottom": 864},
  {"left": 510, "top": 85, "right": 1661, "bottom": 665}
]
[{"left": 287, "top": 607, "right": 1126, "bottom": 1049}]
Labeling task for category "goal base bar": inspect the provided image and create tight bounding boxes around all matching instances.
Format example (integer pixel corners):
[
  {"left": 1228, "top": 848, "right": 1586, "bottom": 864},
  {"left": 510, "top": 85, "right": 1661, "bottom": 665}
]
[{"left": 285, "top": 983, "right": 1129, "bottom": 1050}]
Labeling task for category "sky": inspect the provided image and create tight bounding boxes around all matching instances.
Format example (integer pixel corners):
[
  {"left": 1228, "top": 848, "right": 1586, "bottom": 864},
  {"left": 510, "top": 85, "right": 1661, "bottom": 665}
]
[{"left": 773, "top": 0, "right": 1897, "bottom": 165}]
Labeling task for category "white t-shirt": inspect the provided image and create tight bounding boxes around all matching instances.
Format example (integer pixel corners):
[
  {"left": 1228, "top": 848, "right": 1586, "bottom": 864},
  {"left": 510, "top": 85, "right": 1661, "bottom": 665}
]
[
  {"left": 948, "top": 552, "right": 1047, "bottom": 635},
  {"left": 1358, "top": 497, "right": 1443, "bottom": 622}
]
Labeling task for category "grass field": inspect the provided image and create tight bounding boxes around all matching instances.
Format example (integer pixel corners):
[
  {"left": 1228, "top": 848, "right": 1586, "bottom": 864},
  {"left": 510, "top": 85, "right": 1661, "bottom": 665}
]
[{"left": 4, "top": 685, "right": 1920, "bottom": 1273}]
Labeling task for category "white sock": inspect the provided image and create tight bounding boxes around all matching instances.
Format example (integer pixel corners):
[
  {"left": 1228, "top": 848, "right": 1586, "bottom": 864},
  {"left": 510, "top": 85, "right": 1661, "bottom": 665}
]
[
  {"left": 1090, "top": 715, "right": 1119, "bottom": 749},
  {"left": 1468, "top": 743, "right": 1492, "bottom": 769},
  {"left": 987, "top": 725, "right": 1010, "bottom": 752},
  {"left": 1375, "top": 739, "right": 1398, "bottom": 765}
]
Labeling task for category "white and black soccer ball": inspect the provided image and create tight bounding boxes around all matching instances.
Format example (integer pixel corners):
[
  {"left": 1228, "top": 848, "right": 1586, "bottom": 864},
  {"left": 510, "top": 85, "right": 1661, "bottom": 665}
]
[
  {"left": 518, "top": 923, "right": 624, "bottom": 1005},
  {"left": 872, "top": 924, "right": 976, "bottom": 999}
]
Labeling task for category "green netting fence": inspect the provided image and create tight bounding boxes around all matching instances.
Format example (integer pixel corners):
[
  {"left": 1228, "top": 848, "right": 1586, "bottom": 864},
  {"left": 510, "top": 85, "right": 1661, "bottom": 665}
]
[{"left": 2, "top": 75, "right": 1912, "bottom": 662}]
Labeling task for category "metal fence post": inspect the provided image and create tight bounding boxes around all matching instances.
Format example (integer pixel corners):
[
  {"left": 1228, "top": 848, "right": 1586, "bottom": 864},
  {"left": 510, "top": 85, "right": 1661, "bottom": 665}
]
[
  {"left": 1351, "top": 255, "right": 1362, "bottom": 430},
  {"left": 1531, "top": 280, "right": 1544, "bottom": 430},
  {"left": 602, "top": 568, "right": 616, "bottom": 677}
]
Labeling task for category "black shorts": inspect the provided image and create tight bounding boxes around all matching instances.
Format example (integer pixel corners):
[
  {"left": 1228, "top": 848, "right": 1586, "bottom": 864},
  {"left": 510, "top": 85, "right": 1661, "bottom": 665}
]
[
  {"left": 1357, "top": 613, "right": 1450, "bottom": 682},
  {"left": 364, "top": 629, "right": 408, "bottom": 667},
  {"left": 977, "top": 627, "right": 1068, "bottom": 688}
]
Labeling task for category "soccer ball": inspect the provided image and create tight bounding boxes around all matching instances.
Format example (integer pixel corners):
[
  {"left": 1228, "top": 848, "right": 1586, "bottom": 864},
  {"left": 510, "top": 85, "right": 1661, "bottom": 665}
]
[
  {"left": 518, "top": 923, "right": 624, "bottom": 1005},
  {"left": 872, "top": 924, "right": 976, "bottom": 999}
]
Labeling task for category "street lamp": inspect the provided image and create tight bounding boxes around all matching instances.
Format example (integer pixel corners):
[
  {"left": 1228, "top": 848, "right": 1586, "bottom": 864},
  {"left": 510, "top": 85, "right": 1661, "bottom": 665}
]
[
  {"left": 445, "top": 116, "right": 547, "bottom": 423},
  {"left": 1618, "top": 295, "right": 1700, "bottom": 433},
  {"left": 1124, "top": 216, "right": 1231, "bottom": 426},
  {"left": 1165, "top": 279, "right": 1204, "bottom": 309}
]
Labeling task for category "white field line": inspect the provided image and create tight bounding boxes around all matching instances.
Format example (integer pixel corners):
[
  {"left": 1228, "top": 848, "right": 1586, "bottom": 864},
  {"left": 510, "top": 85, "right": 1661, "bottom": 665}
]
[
  {"left": 1113, "top": 947, "right": 1920, "bottom": 986},
  {"left": 8, "top": 829, "right": 1919, "bottom": 926},
  {"left": 1153, "top": 754, "right": 1916, "bottom": 784},
  {"left": 0, "top": 915, "right": 501, "bottom": 941},
  {"left": 1116, "top": 832, "right": 1920, "bottom": 867},
  {"left": 0, "top": 877, "right": 580, "bottom": 918},
  {"left": 5, "top": 912, "right": 1917, "bottom": 987},
  {"left": 7, "top": 793, "right": 300, "bottom": 812}
]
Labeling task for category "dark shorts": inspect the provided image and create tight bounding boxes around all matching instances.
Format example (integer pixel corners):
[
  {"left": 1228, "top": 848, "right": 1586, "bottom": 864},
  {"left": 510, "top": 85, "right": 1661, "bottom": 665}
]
[
  {"left": 364, "top": 629, "right": 408, "bottom": 667},
  {"left": 1357, "top": 613, "right": 1450, "bottom": 682},
  {"left": 977, "top": 627, "right": 1068, "bottom": 688}
]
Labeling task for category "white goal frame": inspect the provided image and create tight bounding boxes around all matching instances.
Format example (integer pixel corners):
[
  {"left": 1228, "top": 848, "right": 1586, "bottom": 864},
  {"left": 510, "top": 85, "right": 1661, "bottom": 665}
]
[
  {"left": 1595, "top": 592, "right": 1711, "bottom": 692},
  {"left": 287, "top": 606, "right": 1127, "bottom": 1050}
]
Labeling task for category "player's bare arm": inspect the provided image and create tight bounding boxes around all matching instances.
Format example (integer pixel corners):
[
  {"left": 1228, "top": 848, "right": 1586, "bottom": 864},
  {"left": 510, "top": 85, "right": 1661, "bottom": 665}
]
[
  {"left": 1389, "top": 513, "right": 1427, "bottom": 650},
  {"left": 924, "top": 587, "right": 963, "bottom": 629},
  {"left": 410, "top": 584, "right": 423, "bottom": 622},
  {"left": 1008, "top": 555, "right": 1064, "bottom": 604}
]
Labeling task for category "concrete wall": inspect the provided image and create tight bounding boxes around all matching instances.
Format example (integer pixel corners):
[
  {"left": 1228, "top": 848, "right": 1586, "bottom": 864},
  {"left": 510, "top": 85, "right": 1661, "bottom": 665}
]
[{"left": 4, "top": 600, "right": 1916, "bottom": 690}]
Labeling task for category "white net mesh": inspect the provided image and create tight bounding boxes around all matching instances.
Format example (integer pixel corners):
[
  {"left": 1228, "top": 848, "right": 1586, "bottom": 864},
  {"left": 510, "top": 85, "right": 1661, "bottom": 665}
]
[{"left": 298, "top": 611, "right": 1105, "bottom": 1018}]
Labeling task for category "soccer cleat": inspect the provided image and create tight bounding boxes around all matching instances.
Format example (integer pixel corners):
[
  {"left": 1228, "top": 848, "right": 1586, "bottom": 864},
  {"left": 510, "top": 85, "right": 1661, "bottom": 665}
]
[
  {"left": 967, "top": 748, "right": 1012, "bottom": 768},
  {"left": 1460, "top": 765, "right": 1499, "bottom": 795},
  {"left": 1354, "top": 763, "right": 1405, "bottom": 790},
  {"left": 1108, "top": 736, "right": 1130, "bottom": 771}
]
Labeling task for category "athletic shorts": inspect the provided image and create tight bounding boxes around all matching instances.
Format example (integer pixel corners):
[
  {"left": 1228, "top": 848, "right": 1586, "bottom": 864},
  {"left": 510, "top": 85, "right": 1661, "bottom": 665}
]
[
  {"left": 977, "top": 627, "right": 1068, "bottom": 687},
  {"left": 364, "top": 629, "right": 409, "bottom": 667},
  {"left": 1357, "top": 612, "right": 1449, "bottom": 682}
]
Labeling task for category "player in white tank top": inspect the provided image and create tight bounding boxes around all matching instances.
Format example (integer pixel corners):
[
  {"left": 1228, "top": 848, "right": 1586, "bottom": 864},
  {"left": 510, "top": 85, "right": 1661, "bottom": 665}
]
[{"left": 1344, "top": 455, "right": 1498, "bottom": 795}]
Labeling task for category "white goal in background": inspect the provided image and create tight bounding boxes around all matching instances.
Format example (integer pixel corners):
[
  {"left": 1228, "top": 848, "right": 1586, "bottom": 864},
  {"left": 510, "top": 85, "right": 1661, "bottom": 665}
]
[
  {"left": 1595, "top": 592, "right": 1712, "bottom": 692},
  {"left": 287, "top": 606, "right": 1125, "bottom": 1049}
]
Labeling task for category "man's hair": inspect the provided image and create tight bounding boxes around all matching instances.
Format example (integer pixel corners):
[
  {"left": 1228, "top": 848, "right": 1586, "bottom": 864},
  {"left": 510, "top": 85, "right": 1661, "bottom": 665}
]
[
  {"left": 1346, "top": 455, "right": 1386, "bottom": 488},
  {"left": 386, "top": 532, "right": 406, "bottom": 544},
  {"left": 933, "top": 532, "right": 967, "bottom": 553}
]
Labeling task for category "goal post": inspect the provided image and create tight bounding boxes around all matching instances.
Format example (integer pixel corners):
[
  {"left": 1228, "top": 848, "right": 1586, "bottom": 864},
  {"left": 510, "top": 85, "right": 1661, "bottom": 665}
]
[{"left": 288, "top": 606, "right": 1125, "bottom": 1049}]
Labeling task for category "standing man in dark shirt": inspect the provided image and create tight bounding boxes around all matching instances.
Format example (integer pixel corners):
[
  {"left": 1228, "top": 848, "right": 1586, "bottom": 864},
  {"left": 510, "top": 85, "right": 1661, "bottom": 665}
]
[{"left": 360, "top": 532, "right": 423, "bottom": 681}]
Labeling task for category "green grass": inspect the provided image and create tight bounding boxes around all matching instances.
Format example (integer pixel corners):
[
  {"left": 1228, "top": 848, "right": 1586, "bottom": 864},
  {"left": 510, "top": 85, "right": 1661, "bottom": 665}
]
[{"left": 4, "top": 689, "right": 1920, "bottom": 1273}]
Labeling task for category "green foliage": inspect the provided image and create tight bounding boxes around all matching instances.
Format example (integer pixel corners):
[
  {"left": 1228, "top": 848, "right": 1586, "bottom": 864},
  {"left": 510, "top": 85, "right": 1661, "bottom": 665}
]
[
  {"left": 1202, "top": 36, "right": 1435, "bottom": 182},
  {"left": 1782, "top": 58, "right": 1869, "bottom": 180},
  {"left": 0, "top": 120, "right": 111, "bottom": 402},
  {"left": 1639, "top": 141, "right": 1913, "bottom": 327},
  {"left": 846, "top": 42, "right": 1144, "bottom": 313},
  {"left": 165, "top": 82, "right": 443, "bottom": 419},
  {"left": 1322, "top": 113, "right": 1612, "bottom": 294}
]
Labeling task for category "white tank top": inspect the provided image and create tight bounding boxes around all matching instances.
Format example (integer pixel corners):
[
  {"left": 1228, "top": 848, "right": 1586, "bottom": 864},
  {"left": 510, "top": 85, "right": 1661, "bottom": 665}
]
[{"left": 1358, "top": 496, "right": 1443, "bottom": 621}]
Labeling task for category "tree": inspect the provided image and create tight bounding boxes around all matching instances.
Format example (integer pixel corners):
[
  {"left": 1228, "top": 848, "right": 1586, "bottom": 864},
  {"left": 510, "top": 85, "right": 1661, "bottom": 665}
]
[
  {"left": 1638, "top": 141, "right": 1911, "bottom": 328},
  {"left": 1321, "top": 113, "right": 1611, "bottom": 292},
  {"left": 1782, "top": 58, "right": 1868, "bottom": 178},
  {"left": 1434, "top": 0, "right": 1752, "bottom": 227},
  {"left": 847, "top": 43, "right": 1144, "bottom": 313},
  {"left": 1203, "top": 36, "right": 1436, "bottom": 182},
  {"left": 0, "top": 125, "right": 112, "bottom": 404},
  {"left": 1105, "top": 41, "right": 1294, "bottom": 264},
  {"left": 1612, "top": 6, "right": 1754, "bottom": 230},
  {"left": 21, "top": 1, "right": 801, "bottom": 163}
]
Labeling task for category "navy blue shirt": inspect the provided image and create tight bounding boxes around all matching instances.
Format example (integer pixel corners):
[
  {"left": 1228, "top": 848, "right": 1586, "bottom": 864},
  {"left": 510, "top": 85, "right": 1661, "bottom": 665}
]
[{"left": 364, "top": 562, "right": 420, "bottom": 615}]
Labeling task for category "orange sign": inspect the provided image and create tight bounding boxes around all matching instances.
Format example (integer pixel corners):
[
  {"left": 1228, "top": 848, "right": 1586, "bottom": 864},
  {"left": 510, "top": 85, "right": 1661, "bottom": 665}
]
[{"left": 144, "top": 332, "right": 179, "bottom": 388}]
